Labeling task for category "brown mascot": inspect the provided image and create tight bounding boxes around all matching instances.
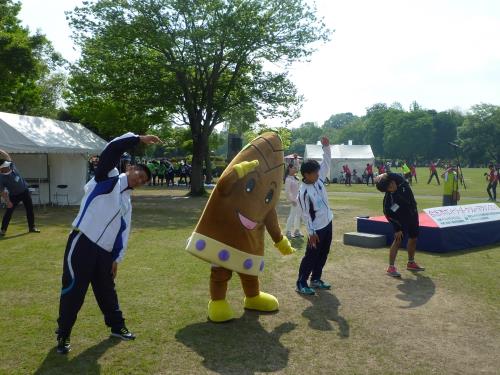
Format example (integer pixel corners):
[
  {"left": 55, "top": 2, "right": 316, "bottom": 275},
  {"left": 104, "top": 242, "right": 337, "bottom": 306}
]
[{"left": 186, "top": 132, "right": 295, "bottom": 322}]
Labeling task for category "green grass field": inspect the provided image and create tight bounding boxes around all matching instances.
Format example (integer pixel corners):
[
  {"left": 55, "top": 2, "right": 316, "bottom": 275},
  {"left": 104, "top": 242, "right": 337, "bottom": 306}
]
[{"left": 0, "top": 168, "right": 499, "bottom": 374}]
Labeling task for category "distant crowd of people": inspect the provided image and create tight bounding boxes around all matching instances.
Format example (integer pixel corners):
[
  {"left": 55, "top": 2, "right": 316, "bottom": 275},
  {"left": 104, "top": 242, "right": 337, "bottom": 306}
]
[
  {"left": 288, "top": 154, "right": 498, "bottom": 204},
  {"left": 88, "top": 155, "right": 193, "bottom": 187}
]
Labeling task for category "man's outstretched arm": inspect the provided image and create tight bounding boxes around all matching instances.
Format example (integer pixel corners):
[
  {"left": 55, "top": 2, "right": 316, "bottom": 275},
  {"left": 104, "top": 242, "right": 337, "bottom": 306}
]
[{"left": 95, "top": 133, "right": 161, "bottom": 182}]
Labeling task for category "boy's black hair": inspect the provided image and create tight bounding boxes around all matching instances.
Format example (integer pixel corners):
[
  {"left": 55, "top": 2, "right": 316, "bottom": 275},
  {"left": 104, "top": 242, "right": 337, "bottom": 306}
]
[
  {"left": 135, "top": 163, "right": 152, "bottom": 181},
  {"left": 300, "top": 159, "right": 320, "bottom": 176},
  {"left": 376, "top": 174, "right": 391, "bottom": 192}
]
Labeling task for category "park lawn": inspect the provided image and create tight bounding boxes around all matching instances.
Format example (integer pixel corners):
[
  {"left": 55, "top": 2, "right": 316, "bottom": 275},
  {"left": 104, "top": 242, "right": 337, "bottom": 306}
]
[
  {"left": 0, "top": 184, "right": 499, "bottom": 374},
  {"left": 330, "top": 167, "right": 493, "bottom": 201}
]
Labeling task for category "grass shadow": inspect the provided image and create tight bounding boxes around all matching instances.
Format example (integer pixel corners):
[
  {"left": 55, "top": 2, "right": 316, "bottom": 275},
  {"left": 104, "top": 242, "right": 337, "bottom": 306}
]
[
  {"left": 34, "top": 338, "right": 121, "bottom": 375},
  {"left": 0, "top": 232, "right": 30, "bottom": 241},
  {"left": 396, "top": 273, "right": 436, "bottom": 308},
  {"left": 175, "top": 310, "right": 296, "bottom": 375},
  {"left": 299, "top": 290, "right": 350, "bottom": 338}
]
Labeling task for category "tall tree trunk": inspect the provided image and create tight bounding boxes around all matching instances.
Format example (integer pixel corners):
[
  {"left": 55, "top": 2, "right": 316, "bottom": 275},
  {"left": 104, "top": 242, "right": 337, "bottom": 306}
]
[
  {"left": 190, "top": 134, "right": 207, "bottom": 196},
  {"left": 204, "top": 147, "right": 213, "bottom": 184}
]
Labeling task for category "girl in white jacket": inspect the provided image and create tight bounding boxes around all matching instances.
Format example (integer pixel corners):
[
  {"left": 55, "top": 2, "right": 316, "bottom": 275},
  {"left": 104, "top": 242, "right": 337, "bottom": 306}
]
[{"left": 284, "top": 164, "right": 303, "bottom": 238}]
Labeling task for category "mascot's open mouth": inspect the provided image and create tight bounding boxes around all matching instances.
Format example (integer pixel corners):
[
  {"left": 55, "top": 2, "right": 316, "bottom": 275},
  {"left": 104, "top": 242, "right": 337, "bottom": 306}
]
[{"left": 238, "top": 211, "right": 257, "bottom": 230}]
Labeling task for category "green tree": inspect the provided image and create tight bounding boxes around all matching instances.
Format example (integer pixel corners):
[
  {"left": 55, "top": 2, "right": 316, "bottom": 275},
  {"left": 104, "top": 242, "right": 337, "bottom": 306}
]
[
  {"left": 244, "top": 124, "right": 291, "bottom": 150},
  {"left": 0, "top": 0, "right": 64, "bottom": 116},
  {"left": 224, "top": 105, "right": 258, "bottom": 136},
  {"left": 65, "top": 36, "right": 172, "bottom": 140},
  {"left": 431, "top": 110, "right": 462, "bottom": 159},
  {"left": 332, "top": 118, "right": 366, "bottom": 145},
  {"left": 68, "top": 0, "right": 330, "bottom": 195},
  {"left": 363, "top": 103, "right": 388, "bottom": 156},
  {"left": 383, "top": 108, "right": 434, "bottom": 161},
  {"left": 458, "top": 104, "right": 500, "bottom": 165},
  {"left": 323, "top": 112, "right": 358, "bottom": 129}
]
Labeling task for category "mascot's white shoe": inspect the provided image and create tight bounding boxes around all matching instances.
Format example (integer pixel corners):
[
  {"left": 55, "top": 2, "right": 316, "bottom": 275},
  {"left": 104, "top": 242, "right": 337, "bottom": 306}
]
[
  {"left": 244, "top": 292, "right": 279, "bottom": 312},
  {"left": 208, "top": 300, "right": 235, "bottom": 322}
]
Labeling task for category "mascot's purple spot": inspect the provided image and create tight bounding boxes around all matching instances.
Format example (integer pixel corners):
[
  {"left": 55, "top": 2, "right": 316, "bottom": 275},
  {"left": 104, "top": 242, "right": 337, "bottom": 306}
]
[
  {"left": 243, "top": 259, "right": 253, "bottom": 270},
  {"left": 195, "top": 239, "right": 206, "bottom": 251},
  {"left": 218, "top": 249, "right": 230, "bottom": 261},
  {"left": 260, "top": 260, "right": 265, "bottom": 271}
]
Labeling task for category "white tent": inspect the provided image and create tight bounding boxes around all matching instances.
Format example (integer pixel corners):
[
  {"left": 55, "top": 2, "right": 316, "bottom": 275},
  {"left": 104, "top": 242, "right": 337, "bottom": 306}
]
[
  {"left": 303, "top": 143, "right": 375, "bottom": 181},
  {"left": 0, "top": 111, "right": 107, "bottom": 204}
]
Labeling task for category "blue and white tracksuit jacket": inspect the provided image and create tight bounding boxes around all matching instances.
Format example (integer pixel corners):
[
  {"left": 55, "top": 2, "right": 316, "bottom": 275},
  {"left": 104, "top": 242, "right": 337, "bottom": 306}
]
[
  {"left": 72, "top": 132, "right": 140, "bottom": 263},
  {"left": 298, "top": 145, "right": 334, "bottom": 235}
]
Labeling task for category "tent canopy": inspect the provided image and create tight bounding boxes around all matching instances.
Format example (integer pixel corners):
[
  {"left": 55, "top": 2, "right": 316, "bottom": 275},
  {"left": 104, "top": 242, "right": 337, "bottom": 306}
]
[
  {"left": 304, "top": 144, "right": 374, "bottom": 160},
  {"left": 0, "top": 111, "right": 106, "bottom": 154},
  {"left": 304, "top": 144, "right": 375, "bottom": 180}
]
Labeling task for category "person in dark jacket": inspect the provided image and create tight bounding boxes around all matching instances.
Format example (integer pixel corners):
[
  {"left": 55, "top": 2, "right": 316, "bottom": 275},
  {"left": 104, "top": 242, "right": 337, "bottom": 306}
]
[
  {"left": 0, "top": 150, "right": 40, "bottom": 237},
  {"left": 376, "top": 173, "right": 425, "bottom": 277}
]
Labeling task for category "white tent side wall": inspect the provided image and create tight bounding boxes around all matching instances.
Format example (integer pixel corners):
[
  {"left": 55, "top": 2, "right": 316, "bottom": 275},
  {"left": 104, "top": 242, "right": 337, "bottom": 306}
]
[
  {"left": 49, "top": 154, "right": 88, "bottom": 205},
  {"left": 11, "top": 153, "right": 88, "bottom": 205},
  {"left": 303, "top": 144, "right": 375, "bottom": 180}
]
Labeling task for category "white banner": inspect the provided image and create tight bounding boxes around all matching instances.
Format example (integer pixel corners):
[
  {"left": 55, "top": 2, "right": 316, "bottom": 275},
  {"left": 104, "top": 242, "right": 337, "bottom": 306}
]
[{"left": 424, "top": 203, "right": 500, "bottom": 228}]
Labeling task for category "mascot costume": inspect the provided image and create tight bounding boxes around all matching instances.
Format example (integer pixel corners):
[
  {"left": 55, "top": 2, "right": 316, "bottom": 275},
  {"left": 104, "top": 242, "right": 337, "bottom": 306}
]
[{"left": 186, "top": 132, "right": 295, "bottom": 322}]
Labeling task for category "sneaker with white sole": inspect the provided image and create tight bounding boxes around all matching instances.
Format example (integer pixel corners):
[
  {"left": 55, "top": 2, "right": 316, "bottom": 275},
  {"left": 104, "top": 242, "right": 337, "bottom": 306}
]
[
  {"left": 57, "top": 335, "right": 71, "bottom": 354},
  {"left": 110, "top": 326, "right": 136, "bottom": 340},
  {"left": 310, "top": 279, "right": 331, "bottom": 290},
  {"left": 296, "top": 283, "right": 315, "bottom": 295}
]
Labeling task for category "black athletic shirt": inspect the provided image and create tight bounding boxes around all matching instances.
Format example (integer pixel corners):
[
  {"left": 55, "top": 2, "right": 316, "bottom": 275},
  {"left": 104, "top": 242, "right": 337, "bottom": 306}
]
[{"left": 383, "top": 173, "right": 418, "bottom": 231}]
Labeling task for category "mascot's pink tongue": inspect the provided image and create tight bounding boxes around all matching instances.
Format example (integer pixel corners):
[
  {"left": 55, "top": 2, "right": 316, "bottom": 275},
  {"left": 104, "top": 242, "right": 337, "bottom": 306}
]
[{"left": 238, "top": 212, "right": 257, "bottom": 230}]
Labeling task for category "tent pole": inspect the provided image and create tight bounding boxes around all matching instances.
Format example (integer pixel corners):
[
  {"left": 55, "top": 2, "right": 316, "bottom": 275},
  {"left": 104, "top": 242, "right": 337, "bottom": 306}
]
[{"left": 47, "top": 153, "right": 51, "bottom": 204}]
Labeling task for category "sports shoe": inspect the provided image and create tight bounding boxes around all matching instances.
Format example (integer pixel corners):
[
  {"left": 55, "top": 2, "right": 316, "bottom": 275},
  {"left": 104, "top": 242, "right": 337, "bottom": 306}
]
[
  {"left": 386, "top": 265, "right": 401, "bottom": 277},
  {"left": 0, "top": 230, "right": 5, "bottom": 237},
  {"left": 57, "top": 335, "right": 71, "bottom": 354},
  {"left": 296, "top": 283, "right": 315, "bottom": 295},
  {"left": 293, "top": 230, "right": 304, "bottom": 238},
  {"left": 110, "top": 326, "right": 136, "bottom": 340},
  {"left": 286, "top": 231, "right": 294, "bottom": 239},
  {"left": 310, "top": 279, "right": 331, "bottom": 290},
  {"left": 29, "top": 227, "right": 40, "bottom": 233},
  {"left": 407, "top": 262, "right": 425, "bottom": 271}
]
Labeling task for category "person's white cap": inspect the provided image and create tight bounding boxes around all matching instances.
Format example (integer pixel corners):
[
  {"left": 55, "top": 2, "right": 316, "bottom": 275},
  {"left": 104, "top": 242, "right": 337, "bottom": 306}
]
[{"left": 0, "top": 160, "right": 12, "bottom": 169}]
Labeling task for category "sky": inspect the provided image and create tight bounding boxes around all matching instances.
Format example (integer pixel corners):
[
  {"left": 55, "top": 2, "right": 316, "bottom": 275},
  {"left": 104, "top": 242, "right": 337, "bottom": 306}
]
[{"left": 18, "top": 0, "right": 500, "bottom": 127}]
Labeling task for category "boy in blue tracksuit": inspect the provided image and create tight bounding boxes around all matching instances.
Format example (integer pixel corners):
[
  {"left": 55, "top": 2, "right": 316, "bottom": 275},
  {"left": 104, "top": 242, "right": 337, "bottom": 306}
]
[
  {"left": 296, "top": 137, "right": 334, "bottom": 295},
  {"left": 56, "top": 132, "right": 161, "bottom": 354}
]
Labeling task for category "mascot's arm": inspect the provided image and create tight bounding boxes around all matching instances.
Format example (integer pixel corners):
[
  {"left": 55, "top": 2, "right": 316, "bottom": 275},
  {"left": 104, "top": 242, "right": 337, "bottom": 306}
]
[
  {"left": 217, "top": 160, "right": 259, "bottom": 196},
  {"left": 266, "top": 209, "right": 296, "bottom": 255}
]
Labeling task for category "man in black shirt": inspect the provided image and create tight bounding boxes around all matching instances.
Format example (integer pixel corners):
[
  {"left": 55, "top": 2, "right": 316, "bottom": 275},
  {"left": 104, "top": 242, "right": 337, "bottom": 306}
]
[
  {"left": 0, "top": 150, "right": 40, "bottom": 237},
  {"left": 376, "top": 173, "right": 425, "bottom": 277}
]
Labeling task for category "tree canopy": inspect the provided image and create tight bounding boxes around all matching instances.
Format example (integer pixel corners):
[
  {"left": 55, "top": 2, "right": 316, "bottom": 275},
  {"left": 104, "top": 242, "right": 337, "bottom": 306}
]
[
  {"left": 288, "top": 102, "right": 499, "bottom": 166},
  {"left": 66, "top": 0, "right": 330, "bottom": 194},
  {"left": 0, "top": 0, "right": 64, "bottom": 117}
]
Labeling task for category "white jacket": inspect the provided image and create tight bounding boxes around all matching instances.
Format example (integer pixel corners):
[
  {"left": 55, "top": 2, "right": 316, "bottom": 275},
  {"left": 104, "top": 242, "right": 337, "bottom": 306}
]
[
  {"left": 284, "top": 175, "right": 300, "bottom": 203},
  {"left": 72, "top": 133, "right": 139, "bottom": 262},
  {"left": 298, "top": 145, "right": 333, "bottom": 235}
]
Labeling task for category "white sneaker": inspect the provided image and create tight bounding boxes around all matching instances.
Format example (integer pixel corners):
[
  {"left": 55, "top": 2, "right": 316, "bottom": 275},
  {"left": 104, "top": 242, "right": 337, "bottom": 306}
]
[
  {"left": 293, "top": 231, "right": 303, "bottom": 238},
  {"left": 286, "top": 231, "right": 294, "bottom": 238}
]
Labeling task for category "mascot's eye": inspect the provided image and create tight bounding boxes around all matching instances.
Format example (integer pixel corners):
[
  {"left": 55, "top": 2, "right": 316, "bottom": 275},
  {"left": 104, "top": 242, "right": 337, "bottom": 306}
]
[
  {"left": 265, "top": 189, "right": 274, "bottom": 204},
  {"left": 245, "top": 178, "right": 256, "bottom": 193}
]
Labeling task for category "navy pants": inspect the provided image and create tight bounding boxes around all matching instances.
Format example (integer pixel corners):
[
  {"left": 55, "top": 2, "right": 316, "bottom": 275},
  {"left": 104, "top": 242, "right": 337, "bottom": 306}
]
[
  {"left": 57, "top": 231, "right": 124, "bottom": 337},
  {"left": 1, "top": 189, "right": 35, "bottom": 232},
  {"left": 297, "top": 221, "right": 333, "bottom": 286}
]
